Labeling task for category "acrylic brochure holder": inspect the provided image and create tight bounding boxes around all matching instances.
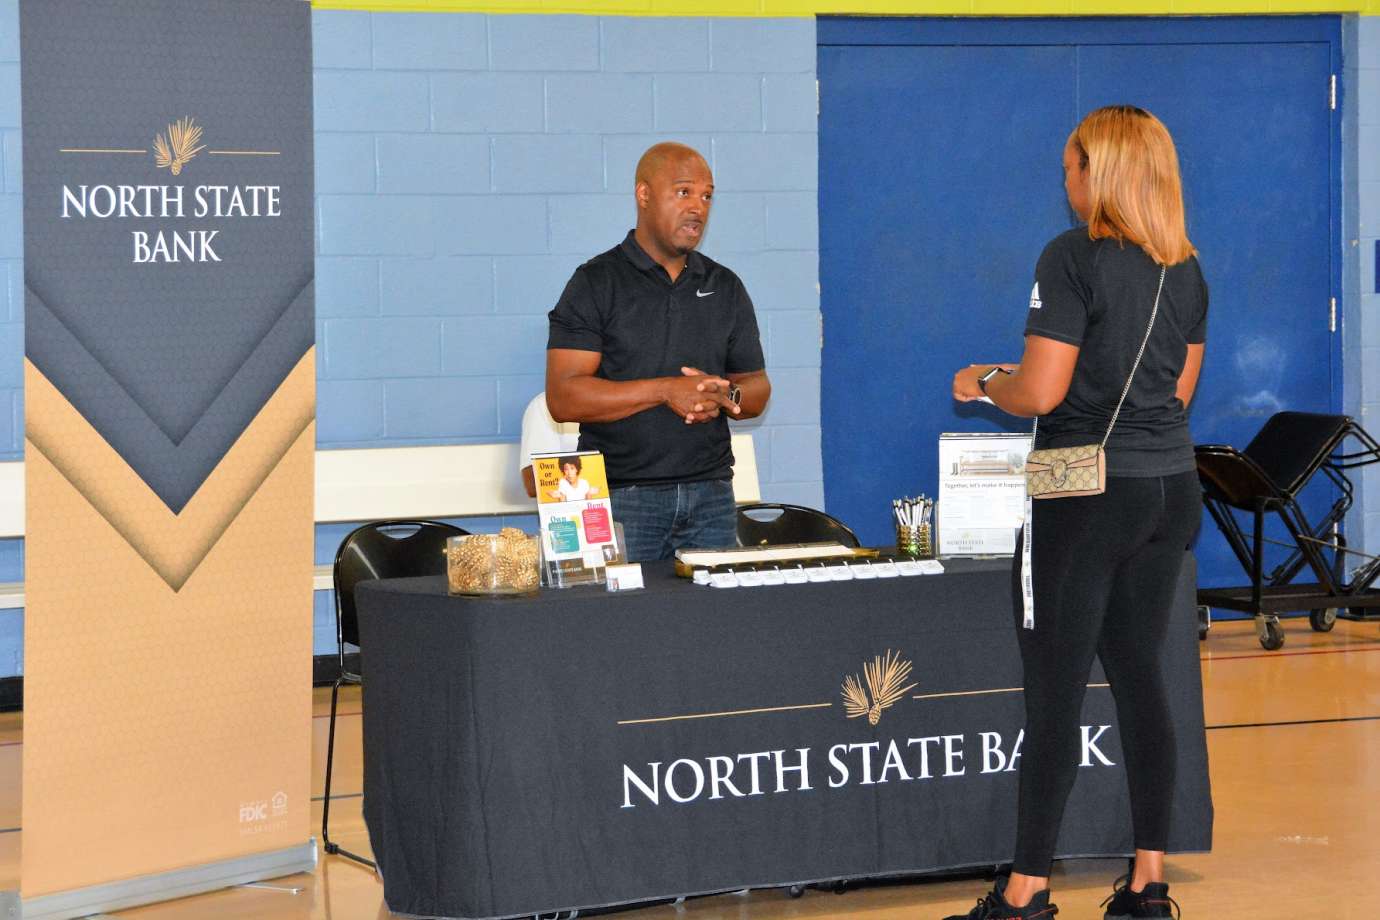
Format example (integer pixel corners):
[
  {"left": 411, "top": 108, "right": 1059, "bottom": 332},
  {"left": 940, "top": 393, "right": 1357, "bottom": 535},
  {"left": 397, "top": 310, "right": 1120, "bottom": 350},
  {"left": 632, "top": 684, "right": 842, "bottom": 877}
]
[{"left": 531, "top": 449, "right": 623, "bottom": 589}]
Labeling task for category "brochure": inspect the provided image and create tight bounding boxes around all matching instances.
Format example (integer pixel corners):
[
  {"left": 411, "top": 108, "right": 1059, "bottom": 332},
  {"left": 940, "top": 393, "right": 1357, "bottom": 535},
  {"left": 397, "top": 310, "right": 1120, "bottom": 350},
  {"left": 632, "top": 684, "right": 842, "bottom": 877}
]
[
  {"left": 532, "top": 450, "right": 619, "bottom": 583},
  {"left": 937, "top": 432, "right": 1032, "bottom": 556}
]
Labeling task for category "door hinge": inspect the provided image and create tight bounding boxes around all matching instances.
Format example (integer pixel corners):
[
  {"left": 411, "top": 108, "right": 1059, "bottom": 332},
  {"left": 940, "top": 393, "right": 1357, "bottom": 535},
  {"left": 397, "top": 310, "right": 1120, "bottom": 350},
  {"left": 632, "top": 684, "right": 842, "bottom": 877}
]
[
  {"left": 1330, "top": 296, "right": 1337, "bottom": 333},
  {"left": 1330, "top": 74, "right": 1336, "bottom": 111},
  {"left": 816, "top": 79, "right": 820, "bottom": 118}
]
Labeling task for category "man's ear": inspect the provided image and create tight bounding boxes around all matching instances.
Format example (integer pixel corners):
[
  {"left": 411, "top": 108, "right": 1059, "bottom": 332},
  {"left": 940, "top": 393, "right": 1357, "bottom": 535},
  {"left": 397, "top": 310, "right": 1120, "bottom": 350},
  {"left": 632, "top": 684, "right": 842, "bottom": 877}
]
[{"left": 635, "top": 180, "right": 649, "bottom": 209}]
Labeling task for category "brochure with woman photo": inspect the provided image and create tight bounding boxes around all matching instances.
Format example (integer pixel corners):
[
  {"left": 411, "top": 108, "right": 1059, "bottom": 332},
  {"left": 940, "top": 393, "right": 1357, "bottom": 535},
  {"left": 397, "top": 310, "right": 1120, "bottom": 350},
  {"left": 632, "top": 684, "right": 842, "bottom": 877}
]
[{"left": 531, "top": 450, "right": 616, "bottom": 569}]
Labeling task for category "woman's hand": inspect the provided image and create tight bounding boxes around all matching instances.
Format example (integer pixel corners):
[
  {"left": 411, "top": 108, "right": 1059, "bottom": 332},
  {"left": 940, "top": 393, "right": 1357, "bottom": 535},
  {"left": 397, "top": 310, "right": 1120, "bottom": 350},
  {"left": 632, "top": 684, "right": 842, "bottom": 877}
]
[{"left": 952, "top": 364, "right": 1019, "bottom": 402}]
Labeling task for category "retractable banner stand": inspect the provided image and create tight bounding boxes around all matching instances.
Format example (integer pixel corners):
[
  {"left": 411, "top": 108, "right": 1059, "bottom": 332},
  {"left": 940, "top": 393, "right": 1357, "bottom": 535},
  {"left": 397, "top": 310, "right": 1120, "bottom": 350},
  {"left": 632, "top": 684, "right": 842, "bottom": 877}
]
[{"left": 7, "top": 2, "right": 316, "bottom": 916}]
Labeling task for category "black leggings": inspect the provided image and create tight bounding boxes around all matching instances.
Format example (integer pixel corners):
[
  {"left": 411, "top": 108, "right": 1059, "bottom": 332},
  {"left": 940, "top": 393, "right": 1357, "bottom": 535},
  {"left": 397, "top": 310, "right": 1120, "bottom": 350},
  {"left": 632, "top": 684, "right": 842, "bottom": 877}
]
[{"left": 1009, "top": 472, "right": 1201, "bottom": 878}]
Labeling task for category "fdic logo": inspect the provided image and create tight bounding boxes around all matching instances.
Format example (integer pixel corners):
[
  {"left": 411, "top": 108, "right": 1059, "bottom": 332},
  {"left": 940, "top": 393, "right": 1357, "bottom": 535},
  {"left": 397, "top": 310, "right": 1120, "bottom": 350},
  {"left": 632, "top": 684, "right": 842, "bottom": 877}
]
[{"left": 239, "top": 791, "right": 289, "bottom": 824}]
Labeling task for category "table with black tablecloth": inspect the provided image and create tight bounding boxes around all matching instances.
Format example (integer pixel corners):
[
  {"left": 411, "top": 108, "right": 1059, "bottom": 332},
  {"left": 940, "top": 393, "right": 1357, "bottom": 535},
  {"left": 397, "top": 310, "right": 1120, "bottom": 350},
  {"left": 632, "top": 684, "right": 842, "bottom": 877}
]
[{"left": 355, "top": 556, "right": 1212, "bottom": 920}]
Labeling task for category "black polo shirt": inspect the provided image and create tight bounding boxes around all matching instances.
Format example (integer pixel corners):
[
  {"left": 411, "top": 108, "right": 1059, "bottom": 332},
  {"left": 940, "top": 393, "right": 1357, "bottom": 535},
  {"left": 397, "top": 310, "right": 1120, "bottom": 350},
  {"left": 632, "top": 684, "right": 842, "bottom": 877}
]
[
  {"left": 547, "top": 231, "right": 765, "bottom": 488},
  {"left": 1026, "top": 228, "right": 1209, "bottom": 477}
]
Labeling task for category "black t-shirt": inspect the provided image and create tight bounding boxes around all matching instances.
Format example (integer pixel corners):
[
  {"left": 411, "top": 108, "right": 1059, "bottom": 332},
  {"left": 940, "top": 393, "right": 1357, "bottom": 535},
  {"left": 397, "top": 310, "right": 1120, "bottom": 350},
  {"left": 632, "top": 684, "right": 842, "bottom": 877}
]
[
  {"left": 1025, "top": 229, "right": 1209, "bottom": 477},
  {"left": 546, "top": 232, "right": 765, "bottom": 488}
]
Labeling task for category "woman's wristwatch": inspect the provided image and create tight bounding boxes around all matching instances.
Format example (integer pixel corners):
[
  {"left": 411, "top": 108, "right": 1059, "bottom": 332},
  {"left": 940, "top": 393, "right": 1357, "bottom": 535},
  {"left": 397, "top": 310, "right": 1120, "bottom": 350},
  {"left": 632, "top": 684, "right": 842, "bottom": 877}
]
[{"left": 977, "top": 366, "right": 1010, "bottom": 395}]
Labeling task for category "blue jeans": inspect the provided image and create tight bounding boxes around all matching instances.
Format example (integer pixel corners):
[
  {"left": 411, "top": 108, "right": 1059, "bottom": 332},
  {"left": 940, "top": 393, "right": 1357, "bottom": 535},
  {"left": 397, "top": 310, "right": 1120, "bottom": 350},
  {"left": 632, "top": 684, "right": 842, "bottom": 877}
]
[{"left": 609, "top": 480, "right": 737, "bottom": 562}]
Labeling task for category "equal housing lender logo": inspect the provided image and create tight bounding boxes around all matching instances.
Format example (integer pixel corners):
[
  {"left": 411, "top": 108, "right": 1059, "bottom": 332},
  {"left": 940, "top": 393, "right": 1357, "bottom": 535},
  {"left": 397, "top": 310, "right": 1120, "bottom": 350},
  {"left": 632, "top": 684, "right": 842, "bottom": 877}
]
[
  {"left": 618, "top": 650, "right": 1117, "bottom": 809},
  {"left": 59, "top": 116, "right": 283, "bottom": 263}
]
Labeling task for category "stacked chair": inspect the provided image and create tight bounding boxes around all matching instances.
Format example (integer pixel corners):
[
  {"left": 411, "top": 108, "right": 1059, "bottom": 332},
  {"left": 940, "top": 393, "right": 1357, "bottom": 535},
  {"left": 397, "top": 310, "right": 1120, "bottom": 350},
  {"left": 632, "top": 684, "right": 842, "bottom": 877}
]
[{"left": 1195, "top": 412, "right": 1380, "bottom": 650}]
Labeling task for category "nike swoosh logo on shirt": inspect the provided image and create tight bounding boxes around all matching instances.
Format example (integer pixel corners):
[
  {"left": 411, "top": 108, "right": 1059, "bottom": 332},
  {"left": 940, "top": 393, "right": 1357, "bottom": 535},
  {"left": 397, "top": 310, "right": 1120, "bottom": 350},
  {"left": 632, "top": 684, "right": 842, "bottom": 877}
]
[{"left": 696, "top": 289, "right": 714, "bottom": 298}]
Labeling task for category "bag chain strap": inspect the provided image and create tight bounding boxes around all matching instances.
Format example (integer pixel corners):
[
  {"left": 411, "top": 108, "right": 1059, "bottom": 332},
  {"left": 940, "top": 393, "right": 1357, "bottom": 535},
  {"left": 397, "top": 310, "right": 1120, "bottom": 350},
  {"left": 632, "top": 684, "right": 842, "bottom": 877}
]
[
  {"left": 1027, "top": 265, "right": 1166, "bottom": 449},
  {"left": 1098, "top": 264, "right": 1167, "bottom": 450}
]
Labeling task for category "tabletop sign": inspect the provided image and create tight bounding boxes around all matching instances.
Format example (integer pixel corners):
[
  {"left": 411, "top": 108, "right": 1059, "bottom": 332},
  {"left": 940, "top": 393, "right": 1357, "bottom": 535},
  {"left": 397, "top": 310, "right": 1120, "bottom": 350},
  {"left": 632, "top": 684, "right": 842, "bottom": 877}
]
[
  {"left": 604, "top": 563, "right": 645, "bottom": 592},
  {"left": 533, "top": 450, "right": 619, "bottom": 586},
  {"left": 937, "top": 433, "right": 1032, "bottom": 556}
]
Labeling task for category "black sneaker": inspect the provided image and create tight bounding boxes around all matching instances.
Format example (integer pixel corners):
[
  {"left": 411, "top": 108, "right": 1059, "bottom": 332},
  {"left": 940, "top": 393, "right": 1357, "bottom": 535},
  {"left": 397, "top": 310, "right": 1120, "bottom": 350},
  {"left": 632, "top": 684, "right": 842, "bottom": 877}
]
[
  {"left": 1102, "top": 878, "right": 1179, "bottom": 919},
  {"left": 944, "top": 878, "right": 1058, "bottom": 920}
]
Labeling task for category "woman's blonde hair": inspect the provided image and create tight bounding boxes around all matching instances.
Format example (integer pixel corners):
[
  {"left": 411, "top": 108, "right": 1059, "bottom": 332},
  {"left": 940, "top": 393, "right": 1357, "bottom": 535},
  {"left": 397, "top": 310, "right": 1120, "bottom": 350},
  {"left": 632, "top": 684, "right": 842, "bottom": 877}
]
[{"left": 1069, "top": 105, "right": 1196, "bottom": 266}]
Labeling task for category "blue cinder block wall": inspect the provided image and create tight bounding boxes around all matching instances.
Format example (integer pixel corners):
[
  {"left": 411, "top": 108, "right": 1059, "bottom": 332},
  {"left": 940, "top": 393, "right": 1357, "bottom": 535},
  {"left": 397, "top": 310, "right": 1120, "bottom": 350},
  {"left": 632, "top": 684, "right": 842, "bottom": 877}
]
[
  {"left": 312, "top": 11, "right": 822, "bottom": 502},
  {"left": 1352, "top": 18, "right": 1380, "bottom": 555},
  {"left": 2, "top": 4, "right": 1380, "bottom": 677},
  {"left": 0, "top": 0, "right": 21, "bottom": 679}
]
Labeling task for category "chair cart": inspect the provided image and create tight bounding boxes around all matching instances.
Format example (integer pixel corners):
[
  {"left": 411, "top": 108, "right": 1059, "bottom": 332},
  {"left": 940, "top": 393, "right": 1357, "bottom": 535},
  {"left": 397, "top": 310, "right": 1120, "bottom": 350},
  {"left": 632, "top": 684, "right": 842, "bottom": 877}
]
[{"left": 1194, "top": 411, "right": 1380, "bottom": 650}]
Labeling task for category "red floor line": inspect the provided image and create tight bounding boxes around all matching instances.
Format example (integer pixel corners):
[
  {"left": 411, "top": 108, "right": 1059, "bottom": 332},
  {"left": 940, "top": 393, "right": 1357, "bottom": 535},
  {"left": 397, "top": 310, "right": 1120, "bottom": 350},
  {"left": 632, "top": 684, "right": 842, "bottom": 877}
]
[{"left": 1202, "top": 645, "right": 1380, "bottom": 662}]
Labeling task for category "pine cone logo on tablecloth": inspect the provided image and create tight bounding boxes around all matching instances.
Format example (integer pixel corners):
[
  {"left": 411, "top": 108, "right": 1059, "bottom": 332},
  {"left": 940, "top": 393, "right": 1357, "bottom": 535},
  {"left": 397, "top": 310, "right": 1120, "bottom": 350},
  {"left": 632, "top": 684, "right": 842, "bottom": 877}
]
[{"left": 842, "top": 649, "right": 917, "bottom": 725}]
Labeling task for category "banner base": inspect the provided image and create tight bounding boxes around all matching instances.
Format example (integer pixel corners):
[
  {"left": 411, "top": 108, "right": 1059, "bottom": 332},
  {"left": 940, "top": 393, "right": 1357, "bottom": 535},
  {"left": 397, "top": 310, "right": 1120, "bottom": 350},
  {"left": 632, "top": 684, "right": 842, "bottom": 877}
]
[{"left": 0, "top": 839, "right": 317, "bottom": 920}]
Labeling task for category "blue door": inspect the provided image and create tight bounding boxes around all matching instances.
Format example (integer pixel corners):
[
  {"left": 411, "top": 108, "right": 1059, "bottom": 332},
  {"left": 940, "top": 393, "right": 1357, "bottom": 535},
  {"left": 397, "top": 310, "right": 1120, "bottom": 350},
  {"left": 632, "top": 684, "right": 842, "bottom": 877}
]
[{"left": 818, "top": 17, "right": 1341, "bottom": 588}]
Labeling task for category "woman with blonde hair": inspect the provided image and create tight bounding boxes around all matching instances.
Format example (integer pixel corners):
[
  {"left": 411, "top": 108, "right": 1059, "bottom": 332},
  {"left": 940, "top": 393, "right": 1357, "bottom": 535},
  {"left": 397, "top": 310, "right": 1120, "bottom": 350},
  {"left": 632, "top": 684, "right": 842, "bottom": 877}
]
[{"left": 948, "top": 106, "right": 1207, "bottom": 920}]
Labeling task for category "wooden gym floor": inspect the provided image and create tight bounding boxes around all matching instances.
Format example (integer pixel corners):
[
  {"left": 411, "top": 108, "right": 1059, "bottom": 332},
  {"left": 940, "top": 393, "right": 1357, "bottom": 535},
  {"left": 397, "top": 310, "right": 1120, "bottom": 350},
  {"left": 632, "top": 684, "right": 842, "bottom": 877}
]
[{"left": 1, "top": 616, "right": 1377, "bottom": 919}]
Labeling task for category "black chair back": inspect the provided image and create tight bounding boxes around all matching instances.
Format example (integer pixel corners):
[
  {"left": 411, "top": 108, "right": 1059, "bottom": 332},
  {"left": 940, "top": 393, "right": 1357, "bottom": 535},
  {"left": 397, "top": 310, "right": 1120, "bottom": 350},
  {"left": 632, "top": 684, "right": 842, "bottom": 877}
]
[
  {"left": 1243, "top": 411, "right": 1350, "bottom": 498},
  {"left": 334, "top": 520, "right": 466, "bottom": 648},
  {"left": 1194, "top": 445, "right": 1280, "bottom": 511},
  {"left": 736, "top": 503, "right": 861, "bottom": 548}
]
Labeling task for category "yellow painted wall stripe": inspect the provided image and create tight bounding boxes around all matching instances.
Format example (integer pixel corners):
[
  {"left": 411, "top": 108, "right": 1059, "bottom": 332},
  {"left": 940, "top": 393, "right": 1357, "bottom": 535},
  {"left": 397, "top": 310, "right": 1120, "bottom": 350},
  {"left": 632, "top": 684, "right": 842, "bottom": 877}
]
[{"left": 315, "top": 0, "right": 1379, "bottom": 16}]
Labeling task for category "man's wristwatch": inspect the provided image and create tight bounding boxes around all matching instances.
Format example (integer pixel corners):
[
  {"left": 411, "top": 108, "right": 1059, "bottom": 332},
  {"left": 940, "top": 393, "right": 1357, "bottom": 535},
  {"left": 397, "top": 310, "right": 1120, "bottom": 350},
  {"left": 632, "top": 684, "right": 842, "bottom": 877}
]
[
  {"left": 726, "top": 383, "right": 742, "bottom": 409},
  {"left": 977, "top": 366, "right": 1008, "bottom": 396}
]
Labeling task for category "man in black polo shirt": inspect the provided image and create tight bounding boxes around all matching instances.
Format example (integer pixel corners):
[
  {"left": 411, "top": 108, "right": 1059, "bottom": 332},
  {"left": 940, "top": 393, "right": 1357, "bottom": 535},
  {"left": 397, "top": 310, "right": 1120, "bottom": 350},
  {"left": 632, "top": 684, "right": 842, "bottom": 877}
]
[{"left": 545, "top": 142, "right": 771, "bottom": 562}]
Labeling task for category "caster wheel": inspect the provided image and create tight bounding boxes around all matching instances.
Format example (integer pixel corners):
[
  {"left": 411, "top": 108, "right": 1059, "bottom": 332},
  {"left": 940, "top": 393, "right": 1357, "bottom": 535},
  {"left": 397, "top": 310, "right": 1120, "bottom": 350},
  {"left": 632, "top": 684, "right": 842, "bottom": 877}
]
[
  {"left": 1197, "top": 605, "right": 1211, "bottom": 641},
  {"left": 788, "top": 885, "right": 805, "bottom": 899},
  {"left": 832, "top": 880, "right": 849, "bottom": 894},
  {"left": 1309, "top": 607, "right": 1338, "bottom": 632},
  {"left": 1260, "top": 620, "right": 1285, "bottom": 651}
]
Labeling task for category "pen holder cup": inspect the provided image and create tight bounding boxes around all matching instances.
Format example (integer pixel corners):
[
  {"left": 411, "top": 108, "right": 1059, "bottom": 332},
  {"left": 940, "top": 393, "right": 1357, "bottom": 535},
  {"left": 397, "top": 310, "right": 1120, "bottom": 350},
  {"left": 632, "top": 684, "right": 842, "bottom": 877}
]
[{"left": 895, "top": 523, "right": 933, "bottom": 559}]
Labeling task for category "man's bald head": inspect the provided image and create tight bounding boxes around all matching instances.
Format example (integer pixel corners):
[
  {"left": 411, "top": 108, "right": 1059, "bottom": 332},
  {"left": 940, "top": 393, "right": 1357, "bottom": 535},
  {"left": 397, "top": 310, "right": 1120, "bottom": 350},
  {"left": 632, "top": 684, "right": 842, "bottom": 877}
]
[
  {"left": 635, "top": 142, "right": 710, "bottom": 189},
  {"left": 632, "top": 142, "right": 714, "bottom": 266}
]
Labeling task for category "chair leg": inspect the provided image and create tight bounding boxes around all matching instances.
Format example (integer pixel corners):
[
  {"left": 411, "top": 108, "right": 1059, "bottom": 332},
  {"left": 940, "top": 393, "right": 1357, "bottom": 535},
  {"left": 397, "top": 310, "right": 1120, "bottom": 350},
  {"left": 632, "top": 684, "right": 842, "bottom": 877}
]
[
  {"left": 1251, "top": 503, "right": 1265, "bottom": 616},
  {"left": 333, "top": 846, "right": 378, "bottom": 870},
  {"left": 322, "top": 677, "right": 377, "bottom": 869},
  {"left": 322, "top": 677, "right": 341, "bottom": 855}
]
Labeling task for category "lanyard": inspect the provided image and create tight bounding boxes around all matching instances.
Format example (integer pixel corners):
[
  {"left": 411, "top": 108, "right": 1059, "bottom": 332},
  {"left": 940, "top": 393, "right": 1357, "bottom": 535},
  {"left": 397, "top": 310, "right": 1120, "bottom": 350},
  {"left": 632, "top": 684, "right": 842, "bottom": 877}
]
[{"left": 1021, "top": 424, "right": 1036, "bottom": 630}]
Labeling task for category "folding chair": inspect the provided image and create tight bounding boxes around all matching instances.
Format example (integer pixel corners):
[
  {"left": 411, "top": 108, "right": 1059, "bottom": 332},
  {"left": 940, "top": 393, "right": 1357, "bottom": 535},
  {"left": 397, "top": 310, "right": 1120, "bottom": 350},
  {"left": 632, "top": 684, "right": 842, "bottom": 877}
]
[
  {"left": 322, "top": 519, "right": 466, "bottom": 868},
  {"left": 1195, "top": 411, "right": 1380, "bottom": 650}
]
